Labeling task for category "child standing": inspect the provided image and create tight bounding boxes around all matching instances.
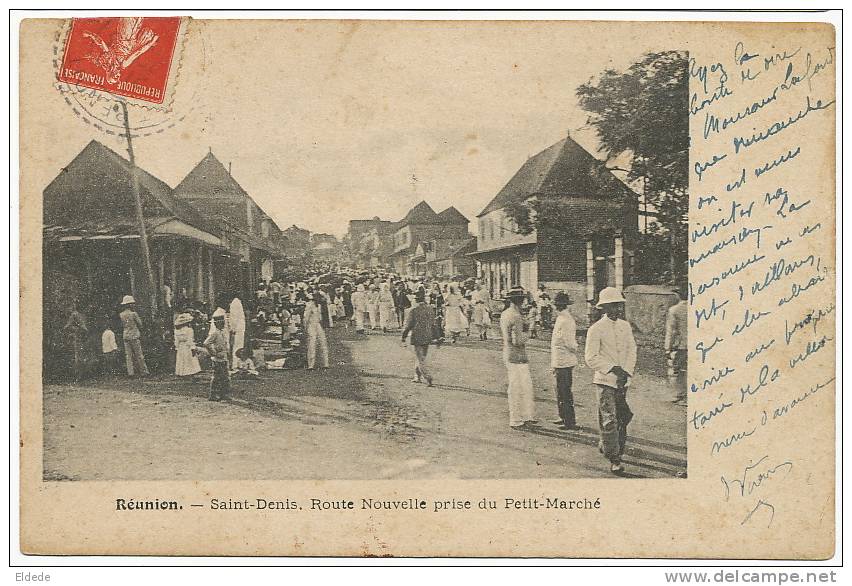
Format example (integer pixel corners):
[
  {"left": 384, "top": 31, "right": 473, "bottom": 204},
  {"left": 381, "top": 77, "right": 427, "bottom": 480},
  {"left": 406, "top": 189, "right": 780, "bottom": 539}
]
[
  {"left": 101, "top": 321, "right": 119, "bottom": 376},
  {"left": 527, "top": 301, "right": 540, "bottom": 339},
  {"left": 203, "top": 308, "right": 231, "bottom": 401},
  {"left": 472, "top": 299, "right": 492, "bottom": 340},
  {"left": 462, "top": 292, "right": 474, "bottom": 336}
]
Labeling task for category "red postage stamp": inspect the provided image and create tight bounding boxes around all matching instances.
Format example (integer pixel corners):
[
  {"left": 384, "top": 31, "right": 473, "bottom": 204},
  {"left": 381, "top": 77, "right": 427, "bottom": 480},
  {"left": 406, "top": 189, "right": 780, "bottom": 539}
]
[{"left": 57, "top": 17, "right": 182, "bottom": 105}]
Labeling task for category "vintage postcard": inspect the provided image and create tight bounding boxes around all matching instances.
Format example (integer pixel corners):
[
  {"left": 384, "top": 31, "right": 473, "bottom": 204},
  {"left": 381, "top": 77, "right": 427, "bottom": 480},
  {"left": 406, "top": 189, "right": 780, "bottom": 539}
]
[{"left": 16, "top": 14, "right": 837, "bottom": 558}]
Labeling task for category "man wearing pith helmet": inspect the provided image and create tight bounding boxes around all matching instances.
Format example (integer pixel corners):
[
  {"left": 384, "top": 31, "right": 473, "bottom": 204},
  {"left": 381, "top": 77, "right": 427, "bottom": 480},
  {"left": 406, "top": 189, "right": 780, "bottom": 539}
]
[{"left": 584, "top": 287, "right": 637, "bottom": 475}]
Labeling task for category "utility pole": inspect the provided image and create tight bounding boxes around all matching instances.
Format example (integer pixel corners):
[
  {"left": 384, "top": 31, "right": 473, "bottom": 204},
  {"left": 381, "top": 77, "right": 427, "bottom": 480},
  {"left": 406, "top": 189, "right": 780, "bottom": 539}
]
[{"left": 119, "top": 101, "right": 158, "bottom": 320}]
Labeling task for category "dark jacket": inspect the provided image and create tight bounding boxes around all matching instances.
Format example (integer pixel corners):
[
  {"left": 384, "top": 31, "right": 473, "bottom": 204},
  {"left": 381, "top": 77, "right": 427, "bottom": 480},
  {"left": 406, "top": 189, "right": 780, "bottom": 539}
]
[
  {"left": 402, "top": 302, "right": 435, "bottom": 346},
  {"left": 393, "top": 289, "right": 411, "bottom": 310}
]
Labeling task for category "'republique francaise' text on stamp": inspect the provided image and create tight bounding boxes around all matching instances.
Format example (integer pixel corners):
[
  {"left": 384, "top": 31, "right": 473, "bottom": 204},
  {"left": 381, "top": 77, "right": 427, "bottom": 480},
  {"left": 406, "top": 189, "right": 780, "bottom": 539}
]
[{"left": 57, "top": 17, "right": 182, "bottom": 105}]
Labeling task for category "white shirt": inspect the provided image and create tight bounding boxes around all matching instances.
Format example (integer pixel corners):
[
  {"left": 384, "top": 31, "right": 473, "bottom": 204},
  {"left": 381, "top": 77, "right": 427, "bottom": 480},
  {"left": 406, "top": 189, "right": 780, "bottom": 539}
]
[
  {"left": 101, "top": 329, "right": 118, "bottom": 353},
  {"left": 208, "top": 308, "right": 231, "bottom": 338},
  {"left": 550, "top": 309, "right": 578, "bottom": 368},
  {"left": 351, "top": 290, "right": 368, "bottom": 311},
  {"left": 665, "top": 300, "right": 688, "bottom": 351},
  {"left": 584, "top": 316, "right": 637, "bottom": 388},
  {"left": 303, "top": 301, "right": 323, "bottom": 330}
]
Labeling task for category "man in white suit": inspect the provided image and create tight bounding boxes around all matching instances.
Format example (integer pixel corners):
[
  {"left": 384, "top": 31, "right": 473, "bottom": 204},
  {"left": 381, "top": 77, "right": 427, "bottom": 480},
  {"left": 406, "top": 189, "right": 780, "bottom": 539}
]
[{"left": 585, "top": 287, "right": 637, "bottom": 475}]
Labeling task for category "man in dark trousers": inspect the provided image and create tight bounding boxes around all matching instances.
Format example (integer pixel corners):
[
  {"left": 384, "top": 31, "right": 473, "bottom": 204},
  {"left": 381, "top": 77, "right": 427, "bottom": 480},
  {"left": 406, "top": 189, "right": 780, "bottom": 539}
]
[
  {"left": 393, "top": 281, "right": 411, "bottom": 328},
  {"left": 550, "top": 292, "right": 578, "bottom": 429},
  {"left": 401, "top": 290, "right": 435, "bottom": 386}
]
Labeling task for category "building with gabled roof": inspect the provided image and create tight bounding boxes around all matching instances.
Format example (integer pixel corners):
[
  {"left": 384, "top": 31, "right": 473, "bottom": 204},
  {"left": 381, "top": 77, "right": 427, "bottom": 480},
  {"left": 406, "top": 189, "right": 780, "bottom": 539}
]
[
  {"left": 174, "top": 150, "right": 282, "bottom": 243},
  {"left": 281, "top": 224, "right": 311, "bottom": 259},
  {"left": 471, "top": 133, "right": 638, "bottom": 327},
  {"left": 408, "top": 237, "right": 477, "bottom": 278},
  {"left": 400, "top": 201, "right": 440, "bottom": 225},
  {"left": 436, "top": 206, "right": 469, "bottom": 226},
  {"left": 433, "top": 237, "right": 477, "bottom": 278},
  {"left": 42, "top": 140, "right": 228, "bottom": 327},
  {"left": 387, "top": 200, "right": 471, "bottom": 274},
  {"left": 42, "top": 141, "right": 278, "bottom": 379},
  {"left": 346, "top": 216, "right": 396, "bottom": 268},
  {"left": 174, "top": 150, "right": 284, "bottom": 287},
  {"left": 347, "top": 217, "right": 394, "bottom": 242},
  {"left": 43, "top": 140, "right": 218, "bottom": 238}
]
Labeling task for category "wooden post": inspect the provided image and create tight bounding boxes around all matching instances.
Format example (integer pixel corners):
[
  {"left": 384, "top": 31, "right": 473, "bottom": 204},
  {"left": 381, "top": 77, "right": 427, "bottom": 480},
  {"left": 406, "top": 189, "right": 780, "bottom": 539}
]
[
  {"left": 586, "top": 241, "right": 595, "bottom": 324},
  {"left": 170, "top": 253, "right": 177, "bottom": 298},
  {"left": 129, "top": 265, "right": 136, "bottom": 299},
  {"left": 196, "top": 244, "right": 204, "bottom": 302},
  {"left": 157, "top": 253, "right": 165, "bottom": 309},
  {"left": 208, "top": 249, "right": 215, "bottom": 306},
  {"left": 120, "top": 101, "right": 157, "bottom": 320},
  {"left": 614, "top": 234, "right": 624, "bottom": 291},
  {"left": 585, "top": 241, "right": 595, "bottom": 301}
]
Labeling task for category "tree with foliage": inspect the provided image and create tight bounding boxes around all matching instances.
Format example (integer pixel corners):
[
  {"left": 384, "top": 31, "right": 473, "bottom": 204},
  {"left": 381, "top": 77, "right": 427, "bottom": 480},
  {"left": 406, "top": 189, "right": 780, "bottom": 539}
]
[
  {"left": 577, "top": 50, "right": 688, "bottom": 282},
  {"left": 504, "top": 50, "right": 688, "bottom": 284}
]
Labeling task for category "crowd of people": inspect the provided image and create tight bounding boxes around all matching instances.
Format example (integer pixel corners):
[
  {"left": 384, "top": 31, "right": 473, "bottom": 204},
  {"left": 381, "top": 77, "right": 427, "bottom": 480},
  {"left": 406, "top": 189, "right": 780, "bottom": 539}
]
[{"left": 56, "top": 262, "right": 688, "bottom": 476}]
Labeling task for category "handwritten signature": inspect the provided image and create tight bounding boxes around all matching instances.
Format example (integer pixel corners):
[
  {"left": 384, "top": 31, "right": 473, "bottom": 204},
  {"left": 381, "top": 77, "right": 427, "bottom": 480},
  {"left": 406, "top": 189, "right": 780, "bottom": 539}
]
[
  {"left": 721, "top": 455, "right": 793, "bottom": 501},
  {"left": 721, "top": 457, "right": 793, "bottom": 528},
  {"left": 742, "top": 499, "right": 776, "bottom": 528}
]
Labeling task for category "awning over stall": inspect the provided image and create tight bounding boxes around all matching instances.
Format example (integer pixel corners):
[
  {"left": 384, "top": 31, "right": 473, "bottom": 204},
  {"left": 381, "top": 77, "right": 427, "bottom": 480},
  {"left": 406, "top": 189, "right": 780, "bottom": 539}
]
[{"left": 151, "top": 219, "right": 222, "bottom": 247}]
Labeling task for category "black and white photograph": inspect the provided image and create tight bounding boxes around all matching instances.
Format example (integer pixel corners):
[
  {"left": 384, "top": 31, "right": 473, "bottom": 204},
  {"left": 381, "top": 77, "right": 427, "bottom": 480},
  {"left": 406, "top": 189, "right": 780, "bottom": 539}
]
[
  {"left": 39, "top": 19, "right": 688, "bottom": 482},
  {"left": 16, "top": 12, "right": 838, "bottom": 562}
]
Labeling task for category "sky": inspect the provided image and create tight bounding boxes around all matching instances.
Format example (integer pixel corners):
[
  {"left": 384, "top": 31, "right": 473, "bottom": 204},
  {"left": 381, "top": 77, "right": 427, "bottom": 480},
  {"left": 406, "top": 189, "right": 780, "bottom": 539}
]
[{"left": 25, "top": 19, "right": 672, "bottom": 238}]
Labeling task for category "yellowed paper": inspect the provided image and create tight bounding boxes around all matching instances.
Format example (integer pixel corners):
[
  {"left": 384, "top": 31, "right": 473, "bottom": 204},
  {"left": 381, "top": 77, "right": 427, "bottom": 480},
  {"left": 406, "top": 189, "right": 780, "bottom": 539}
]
[{"left": 19, "top": 18, "right": 836, "bottom": 558}]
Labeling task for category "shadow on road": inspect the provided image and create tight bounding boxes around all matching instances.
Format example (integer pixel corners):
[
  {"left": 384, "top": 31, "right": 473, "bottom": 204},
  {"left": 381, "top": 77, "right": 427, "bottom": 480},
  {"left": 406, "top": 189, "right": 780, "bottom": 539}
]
[{"left": 45, "top": 325, "right": 686, "bottom": 479}]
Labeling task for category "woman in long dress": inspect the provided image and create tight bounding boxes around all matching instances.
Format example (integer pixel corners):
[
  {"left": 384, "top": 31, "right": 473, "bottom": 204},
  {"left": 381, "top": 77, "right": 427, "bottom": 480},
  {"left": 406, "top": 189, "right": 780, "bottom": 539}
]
[
  {"left": 366, "top": 285, "right": 380, "bottom": 331},
  {"left": 444, "top": 285, "right": 469, "bottom": 343},
  {"left": 63, "top": 301, "right": 89, "bottom": 381},
  {"left": 377, "top": 282, "right": 396, "bottom": 332},
  {"left": 304, "top": 293, "right": 330, "bottom": 370},
  {"left": 351, "top": 284, "right": 368, "bottom": 333},
  {"left": 173, "top": 313, "right": 201, "bottom": 377}
]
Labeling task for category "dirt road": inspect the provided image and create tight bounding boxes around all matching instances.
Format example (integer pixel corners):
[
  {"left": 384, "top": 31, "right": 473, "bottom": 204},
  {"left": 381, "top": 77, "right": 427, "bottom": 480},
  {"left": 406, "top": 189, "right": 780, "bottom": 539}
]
[{"left": 43, "top": 326, "right": 687, "bottom": 480}]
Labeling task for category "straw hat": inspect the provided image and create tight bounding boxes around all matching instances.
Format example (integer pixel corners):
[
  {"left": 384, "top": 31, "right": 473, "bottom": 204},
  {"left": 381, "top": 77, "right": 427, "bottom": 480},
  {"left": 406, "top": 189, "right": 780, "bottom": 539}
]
[
  {"left": 596, "top": 287, "right": 626, "bottom": 308},
  {"left": 120, "top": 295, "right": 136, "bottom": 305},
  {"left": 173, "top": 313, "right": 193, "bottom": 327},
  {"left": 504, "top": 286, "right": 526, "bottom": 301},
  {"left": 212, "top": 307, "right": 227, "bottom": 318}
]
